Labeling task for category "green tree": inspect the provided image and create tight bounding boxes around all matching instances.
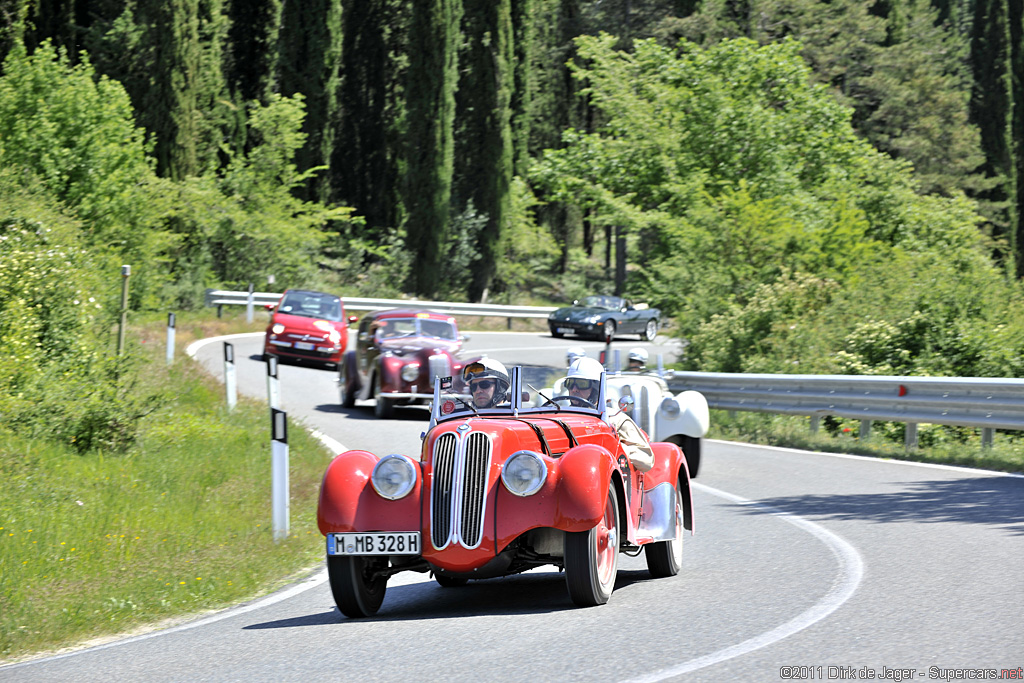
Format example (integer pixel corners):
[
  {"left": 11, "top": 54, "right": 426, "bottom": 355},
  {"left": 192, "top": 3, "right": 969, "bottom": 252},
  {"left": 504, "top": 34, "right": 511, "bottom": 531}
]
[
  {"left": 276, "top": 0, "right": 342, "bottom": 202},
  {"left": 0, "top": 41, "right": 170, "bottom": 303},
  {"left": 456, "top": 0, "right": 514, "bottom": 301},
  {"left": 969, "top": 0, "right": 1018, "bottom": 271},
  {"left": 403, "top": 0, "right": 462, "bottom": 298},
  {"left": 226, "top": 0, "right": 282, "bottom": 104},
  {"left": 332, "top": 0, "right": 406, "bottom": 238}
]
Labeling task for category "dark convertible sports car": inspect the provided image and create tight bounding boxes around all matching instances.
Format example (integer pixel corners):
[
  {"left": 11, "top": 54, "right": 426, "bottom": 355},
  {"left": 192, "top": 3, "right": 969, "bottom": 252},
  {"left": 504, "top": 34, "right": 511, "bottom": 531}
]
[{"left": 548, "top": 295, "right": 660, "bottom": 341}]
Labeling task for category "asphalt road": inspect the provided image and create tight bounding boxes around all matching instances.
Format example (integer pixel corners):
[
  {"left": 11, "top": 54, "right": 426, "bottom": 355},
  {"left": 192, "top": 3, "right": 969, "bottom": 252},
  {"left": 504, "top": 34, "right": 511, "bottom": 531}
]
[{"left": 4, "top": 330, "right": 1023, "bottom": 682}]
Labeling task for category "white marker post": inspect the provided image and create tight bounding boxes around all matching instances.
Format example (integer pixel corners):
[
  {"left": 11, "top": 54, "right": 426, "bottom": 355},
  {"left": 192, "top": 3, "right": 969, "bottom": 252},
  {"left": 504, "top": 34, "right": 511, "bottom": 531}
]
[
  {"left": 246, "top": 282, "right": 255, "bottom": 324},
  {"left": 266, "top": 354, "right": 280, "bottom": 410},
  {"left": 224, "top": 342, "right": 237, "bottom": 411},
  {"left": 271, "top": 408, "right": 289, "bottom": 541},
  {"left": 166, "top": 312, "right": 176, "bottom": 365}
]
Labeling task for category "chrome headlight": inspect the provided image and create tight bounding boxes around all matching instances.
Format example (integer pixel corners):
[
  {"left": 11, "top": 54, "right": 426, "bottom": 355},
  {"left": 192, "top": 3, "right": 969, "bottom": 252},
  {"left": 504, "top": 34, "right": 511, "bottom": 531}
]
[
  {"left": 400, "top": 363, "right": 420, "bottom": 382},
  {"left": 371, "top": 454, "right": 417, "bottom": 500},
  {"left": 272, "top": 323, "right": 285, "bottom": 334},
  {"left": 501, "top": 451, "right": 547, "bottom": 497},
  {"left": 660, "top": 396, "right": 680, "bottom": 418}
]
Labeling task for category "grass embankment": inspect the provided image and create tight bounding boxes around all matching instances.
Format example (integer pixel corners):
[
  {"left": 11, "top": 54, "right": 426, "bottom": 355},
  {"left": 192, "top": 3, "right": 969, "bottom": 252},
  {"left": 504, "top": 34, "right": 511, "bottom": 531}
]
[
  {"left": 0, "top": 314, "right": 331, "bottom": 663},
  {"left": 709, "top": 410, "right": 1024, "bottom": 474}
]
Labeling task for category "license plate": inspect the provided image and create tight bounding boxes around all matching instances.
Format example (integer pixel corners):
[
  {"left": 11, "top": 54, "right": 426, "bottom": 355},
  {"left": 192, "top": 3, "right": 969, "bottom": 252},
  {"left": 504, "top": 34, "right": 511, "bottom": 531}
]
[
  {"left": 557, "top": 327, "right": 573, "bottom": 334},
  {"left": 294, "top": 341, "right": 316, "bottom": 351},
  {"left": 327, "top": 532, "right": 420, "bottom": 556}
]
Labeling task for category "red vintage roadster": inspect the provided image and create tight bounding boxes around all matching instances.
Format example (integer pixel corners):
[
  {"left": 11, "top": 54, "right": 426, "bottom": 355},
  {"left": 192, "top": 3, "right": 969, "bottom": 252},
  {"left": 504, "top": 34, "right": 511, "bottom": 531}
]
[{"left": 317, "top": 365, "right": 697, "bottom": 617}]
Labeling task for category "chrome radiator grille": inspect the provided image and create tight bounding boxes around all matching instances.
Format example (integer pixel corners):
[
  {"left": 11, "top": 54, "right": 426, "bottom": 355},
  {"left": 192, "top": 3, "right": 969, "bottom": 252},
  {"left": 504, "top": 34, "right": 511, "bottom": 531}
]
[
  {"left": 428, "top": 354, "right": 452, "bottom": 383},
  {"left": 429, "top": 430, "right": 493, "bottom": 549}
]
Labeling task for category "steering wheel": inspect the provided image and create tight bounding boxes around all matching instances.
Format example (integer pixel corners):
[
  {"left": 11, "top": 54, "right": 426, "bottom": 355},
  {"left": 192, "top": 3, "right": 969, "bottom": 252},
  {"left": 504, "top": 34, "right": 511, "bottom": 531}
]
[{"left": 548, "top": 395, "right": 596, "bottom": 409}]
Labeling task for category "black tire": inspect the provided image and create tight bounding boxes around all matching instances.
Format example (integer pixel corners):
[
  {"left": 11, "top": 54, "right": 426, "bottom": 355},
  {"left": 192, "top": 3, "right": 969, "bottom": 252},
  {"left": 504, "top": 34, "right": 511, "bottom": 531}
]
[
  {"left": 550, "top": 326, "right": 564, "bottom": 338},
  {"left": 434, "top": 574, "right": 469, "bottom": 588},
  {"left": 680, "top": 436, "right": 701, "bottom": 478},
  {"left": 642, "top": 319, "right": 658, "bottom": 341},
  {"left": 565, "top": 483, "right": 620, "bottom": 606},
  {"left": 600, "top": 319, "right": 616, "bottom": 341},
  {"left": 373, "top": 374, "right": 394, "bottom": 419},
  {"left": 339, "top": 363, "right": 355, "bottom": 408},
  {"left": 645, "top": 485, "right": 684, "bottom": 578},
  {"left": 327, "top": 555, "right": 388, "bottom": 618}
]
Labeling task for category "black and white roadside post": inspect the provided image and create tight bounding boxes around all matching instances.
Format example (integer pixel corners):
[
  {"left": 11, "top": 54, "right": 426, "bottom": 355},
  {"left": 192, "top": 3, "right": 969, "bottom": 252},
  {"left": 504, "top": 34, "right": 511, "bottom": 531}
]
[
  {"left": 166, "top": 313, "right": 176, "bottom": 365},
  {"left": 266, "top": 354, "right": 280, "bottom": 410},
  {"left": 270, "top": 408, "right": 289, "bottom": 541},
  {"left": 246, "top": 282, "right": 255, "bottom": 324},
  {"left": 224, "top": 342, "right": 237, "bottom": 411}
]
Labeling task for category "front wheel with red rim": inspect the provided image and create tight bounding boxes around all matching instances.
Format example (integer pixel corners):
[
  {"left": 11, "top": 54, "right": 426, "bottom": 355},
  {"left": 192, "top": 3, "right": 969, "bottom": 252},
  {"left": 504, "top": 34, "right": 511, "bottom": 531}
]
[{"left": 565, "top": 483, "right": 620, "bottom": 606}]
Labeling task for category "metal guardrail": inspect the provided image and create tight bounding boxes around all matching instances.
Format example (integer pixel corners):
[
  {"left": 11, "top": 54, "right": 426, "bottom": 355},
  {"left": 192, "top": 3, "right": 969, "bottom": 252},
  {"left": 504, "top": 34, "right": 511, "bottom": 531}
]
[
  {"left": 665, "top": 371, "right": 1024, "bottom": 447},
  {"left": 203, "top": 289, "right": 557, "bottom": 320}
]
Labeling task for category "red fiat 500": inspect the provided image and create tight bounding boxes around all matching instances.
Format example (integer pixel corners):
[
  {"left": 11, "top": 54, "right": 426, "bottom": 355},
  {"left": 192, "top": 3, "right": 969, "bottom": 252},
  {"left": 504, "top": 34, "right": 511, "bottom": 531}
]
[
  {"left": 317, "top": 366, "right": 700, "bottom": 617},
  {"left": 263, "top": 289, "right": 351, "bottom": 369}
]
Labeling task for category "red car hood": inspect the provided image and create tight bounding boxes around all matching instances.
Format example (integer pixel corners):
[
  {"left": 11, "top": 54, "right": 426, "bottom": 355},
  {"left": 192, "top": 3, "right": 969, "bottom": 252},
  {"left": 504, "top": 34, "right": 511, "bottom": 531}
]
[{"left": 272, "top": 312, "right": 343, "bottom": 334}]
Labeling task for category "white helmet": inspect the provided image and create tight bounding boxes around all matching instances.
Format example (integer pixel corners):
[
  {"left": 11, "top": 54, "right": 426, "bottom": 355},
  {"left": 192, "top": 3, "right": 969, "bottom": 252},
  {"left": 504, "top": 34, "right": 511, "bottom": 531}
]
[
  {"left": 462, "top": 358, "right": 510, "bottom": 406},
  {"left": 628, "top": 347, "right": 648, "bottom": 367},
  {"left": 566, "top": 357, "right": 604, "bottom": 382},
  {"left": 566, "top": 346, "right": 586, "bottom": 365}
]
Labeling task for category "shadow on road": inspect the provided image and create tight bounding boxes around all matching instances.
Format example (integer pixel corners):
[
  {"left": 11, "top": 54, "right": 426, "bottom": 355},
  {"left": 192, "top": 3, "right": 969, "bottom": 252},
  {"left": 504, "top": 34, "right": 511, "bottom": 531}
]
[
  {"left": 242, "top": 569, "right": 656, "bottom": 628},
  {"left": 740, "top": 476, "right": 1024, "bottom": 536}
]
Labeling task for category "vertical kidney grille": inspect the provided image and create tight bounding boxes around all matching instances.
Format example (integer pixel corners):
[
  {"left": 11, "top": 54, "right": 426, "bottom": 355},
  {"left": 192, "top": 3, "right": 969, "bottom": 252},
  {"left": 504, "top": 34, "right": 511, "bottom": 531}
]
[{"left": 429, "top": 430, "right": 493, "bottom": 550}]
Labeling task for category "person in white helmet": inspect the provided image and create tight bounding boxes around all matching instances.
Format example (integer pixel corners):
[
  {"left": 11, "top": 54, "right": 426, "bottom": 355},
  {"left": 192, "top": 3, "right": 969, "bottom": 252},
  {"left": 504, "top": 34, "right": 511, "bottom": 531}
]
[
  {"left": 561, "top": 357, "right": 654, "bottom": 471},
  {"left": 627, "top": 347, "right": 648, "bottom": 371},
  {"left": 566, "top": 346, "right": 586, "bottom": 366},
  {"left": 462, "top": 358, "right": 511, "bottom": 408}
]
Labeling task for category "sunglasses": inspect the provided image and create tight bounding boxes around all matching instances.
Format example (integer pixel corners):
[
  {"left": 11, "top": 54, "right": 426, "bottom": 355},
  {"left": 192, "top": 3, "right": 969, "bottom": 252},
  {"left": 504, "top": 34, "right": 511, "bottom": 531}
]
[
  {"left": 565, "top": 378, "right": 595, "bottom": 391},
  {"left": 471, "top": 379, "right": 496, "bottom": 391}
]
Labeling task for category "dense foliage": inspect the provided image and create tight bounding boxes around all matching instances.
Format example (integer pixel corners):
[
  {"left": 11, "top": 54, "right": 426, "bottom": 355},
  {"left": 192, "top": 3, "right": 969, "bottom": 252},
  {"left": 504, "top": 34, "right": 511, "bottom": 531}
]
[{"left": 0, "top": 1, "right": 1022, "bottom": 454}]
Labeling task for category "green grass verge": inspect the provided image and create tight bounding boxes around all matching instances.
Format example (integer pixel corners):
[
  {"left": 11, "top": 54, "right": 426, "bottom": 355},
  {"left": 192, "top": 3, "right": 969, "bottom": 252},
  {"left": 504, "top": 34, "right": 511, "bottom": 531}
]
[
  {"left": 709, "top": 410, "right": 1024, "bottom": 474},
  {"left": 0, "top": 313, "right": 331, "bottom": 662}
]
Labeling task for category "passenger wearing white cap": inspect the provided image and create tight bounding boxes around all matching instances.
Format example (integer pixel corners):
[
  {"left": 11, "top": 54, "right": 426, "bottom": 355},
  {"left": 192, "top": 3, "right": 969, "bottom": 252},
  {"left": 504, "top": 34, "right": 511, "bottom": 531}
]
[
  {"left": 561, "top": 358, "right": 654, "bottom": 471},
  {"left": 627, "top": 347, "right": 648, "bottom": 371}
]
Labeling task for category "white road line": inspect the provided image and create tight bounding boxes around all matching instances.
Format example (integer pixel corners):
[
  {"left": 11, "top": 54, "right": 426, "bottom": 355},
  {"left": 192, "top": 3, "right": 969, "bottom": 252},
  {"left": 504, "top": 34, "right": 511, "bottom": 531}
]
[
  {"left": 711, "top": 439, "right": 1024, "bottom": 479},
  {"left": 623, "top": 482, "right": 865, "bottom": 682}
]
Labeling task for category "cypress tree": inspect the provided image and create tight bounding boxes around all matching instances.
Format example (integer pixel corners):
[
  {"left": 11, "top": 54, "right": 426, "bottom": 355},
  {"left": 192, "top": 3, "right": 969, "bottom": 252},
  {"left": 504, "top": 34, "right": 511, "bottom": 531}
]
[
  {"left": 970, "top": 0, "right": 1018, "bottom": 270},
  {"left": 138, "top": 0, "right": 200, "bottom": 180},
  {"left": 511, "top": 0, "right": 534, "bottom": 176},
  {"left": 404, "top": 0, "right": 461, "bottom": 298},
  {"left": 457, "top": 0, "right": 514, "bottom": 301},
  {"left": 1010, "top": 0, "right": 1023, "bottom": 276},
  {"left": 276, "top": 0, "right": 342, "bottom": 202},
  {"left": 226, "top": 0, "right": 281, "bottom": 105},
  {"left": 333, "top": 0, "right": 406, "bottom": 237}
]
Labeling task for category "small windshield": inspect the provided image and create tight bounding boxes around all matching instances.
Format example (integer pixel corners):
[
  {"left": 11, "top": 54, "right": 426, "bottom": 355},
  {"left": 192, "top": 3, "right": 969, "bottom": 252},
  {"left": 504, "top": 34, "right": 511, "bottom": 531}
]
[
  {"left": 580, "top": 295, "right": 622, "bottom": 311},
  {"left": 430, "top": 365, "right": 604, "bottom": 427},
  {"left": 377, "top": 317, "right": 458, "bottom": 341},
  {"left": 278, "top": 291, "right": 343, "bottom": 321}
]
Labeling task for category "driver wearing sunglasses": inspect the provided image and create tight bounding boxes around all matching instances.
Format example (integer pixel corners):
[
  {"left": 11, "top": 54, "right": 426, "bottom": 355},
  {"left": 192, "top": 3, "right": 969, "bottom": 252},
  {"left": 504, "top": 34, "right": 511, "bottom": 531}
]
[{"left": 463, "top": 358, "right": 510, "bottom": 408}]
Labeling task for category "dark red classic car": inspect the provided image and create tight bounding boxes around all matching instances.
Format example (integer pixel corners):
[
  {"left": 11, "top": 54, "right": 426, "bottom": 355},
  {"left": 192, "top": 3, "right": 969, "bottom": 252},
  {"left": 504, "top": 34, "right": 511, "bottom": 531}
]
[
  {"left": 338, "top": 309, "right": 476, "bottom": 418},
  {"left": 318, "top": 366, "right": 697, "bottom": 617},
  {"left": 263, "top": 289, "right": 352, "bottom": 369}
]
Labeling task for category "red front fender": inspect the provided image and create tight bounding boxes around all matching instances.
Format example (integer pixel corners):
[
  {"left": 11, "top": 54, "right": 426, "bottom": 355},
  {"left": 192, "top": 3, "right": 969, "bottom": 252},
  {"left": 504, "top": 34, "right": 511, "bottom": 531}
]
[
  {"left": 316, "top": 450, "right": 422, "bottom": 534},
  {"left": 494, "top": 443, "right": 617, "bottom": 549}
]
